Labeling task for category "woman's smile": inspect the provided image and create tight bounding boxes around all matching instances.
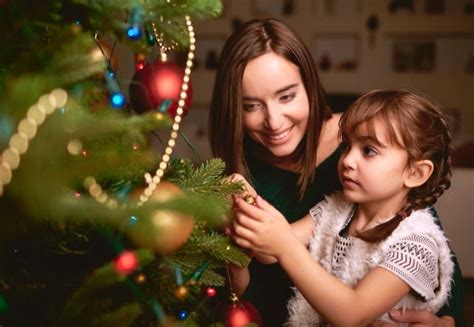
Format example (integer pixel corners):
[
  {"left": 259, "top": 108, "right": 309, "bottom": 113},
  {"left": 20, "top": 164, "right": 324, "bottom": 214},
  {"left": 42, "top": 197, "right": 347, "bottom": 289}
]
[{"left": 265, "top": 126, "right": 293, "bottom": 144}]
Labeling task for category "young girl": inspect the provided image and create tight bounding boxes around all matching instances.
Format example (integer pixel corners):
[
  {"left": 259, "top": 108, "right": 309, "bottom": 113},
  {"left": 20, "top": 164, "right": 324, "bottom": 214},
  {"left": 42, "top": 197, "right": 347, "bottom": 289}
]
[{"left": 231, "top": 90, "right": 454, "bottom": 325}]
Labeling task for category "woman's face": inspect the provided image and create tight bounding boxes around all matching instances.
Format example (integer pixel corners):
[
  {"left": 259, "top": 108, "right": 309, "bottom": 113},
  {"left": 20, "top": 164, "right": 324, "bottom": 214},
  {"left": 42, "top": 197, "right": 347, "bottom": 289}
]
[{"left": 242, "top": 52, "right": 310, "bottom": 164}]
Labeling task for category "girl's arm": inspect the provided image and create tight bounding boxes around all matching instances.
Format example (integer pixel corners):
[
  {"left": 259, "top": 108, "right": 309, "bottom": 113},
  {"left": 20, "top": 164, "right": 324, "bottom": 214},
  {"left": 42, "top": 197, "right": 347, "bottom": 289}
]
[
  {"left": 227, "top": 263, "right": 250, "bottom": 297},
  {"left": 233, "top": 196, "right": 411, "bottom": 326}
]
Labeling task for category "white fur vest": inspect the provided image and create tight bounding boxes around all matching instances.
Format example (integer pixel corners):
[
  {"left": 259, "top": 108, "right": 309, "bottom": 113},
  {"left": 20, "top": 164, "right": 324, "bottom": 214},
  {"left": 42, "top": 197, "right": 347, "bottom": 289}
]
[{"left": 286, "top": 193, "right": 454, "bottom": 326}]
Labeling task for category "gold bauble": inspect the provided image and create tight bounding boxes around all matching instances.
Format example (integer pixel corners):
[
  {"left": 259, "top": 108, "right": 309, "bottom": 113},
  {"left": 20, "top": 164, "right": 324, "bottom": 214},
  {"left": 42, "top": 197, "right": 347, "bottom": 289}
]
[
  {"left": 89, "top": 37, "right": 119, "bottom": 74},
  {"left": 128, "top": 209, "right": 194, "bottom": 255},
  {"left": 130, "top": 181, "right": 183, "bottom": 203},
  {"left": 150, "top": 181, "right": 184, "bottom": 203}
]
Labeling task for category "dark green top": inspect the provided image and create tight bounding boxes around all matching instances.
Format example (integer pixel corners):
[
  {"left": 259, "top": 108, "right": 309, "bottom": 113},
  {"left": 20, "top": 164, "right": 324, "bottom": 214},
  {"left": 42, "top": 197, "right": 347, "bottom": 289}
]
[{"left": 243, "top": 148, "right": 464, "bottom": 326}]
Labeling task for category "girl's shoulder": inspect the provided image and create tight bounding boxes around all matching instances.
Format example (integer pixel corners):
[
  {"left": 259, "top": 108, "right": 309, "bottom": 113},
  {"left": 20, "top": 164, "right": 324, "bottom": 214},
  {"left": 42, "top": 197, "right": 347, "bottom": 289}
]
[
  {"left": 309, "top": 192, "right": 352, "bottom": 227},
  {"left": 393, "top": 208, "right": 444, "bottom": 238},
  {"left": 382, "top": 208, "right": 452, "bottom": 256}
]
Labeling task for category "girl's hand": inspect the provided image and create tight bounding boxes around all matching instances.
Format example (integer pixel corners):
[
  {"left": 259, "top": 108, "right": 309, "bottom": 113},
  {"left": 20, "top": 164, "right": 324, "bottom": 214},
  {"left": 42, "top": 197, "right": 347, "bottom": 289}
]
[{"left": 231, "top": 195, "right": 299, "bottom": 259}]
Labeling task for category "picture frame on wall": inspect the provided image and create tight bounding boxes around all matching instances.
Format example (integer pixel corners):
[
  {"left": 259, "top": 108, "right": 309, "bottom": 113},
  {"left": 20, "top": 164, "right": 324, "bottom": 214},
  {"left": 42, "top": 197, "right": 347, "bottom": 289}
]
[
  {"left": 391, "top": 39, "right": 435, "bottom": 72},
  {"left": 436, "top": 36, "right": 474, "bottom": 74},
  {"left": 252, "top": 0, "right": 297, "bottom": 16},
  {"left": 311, "top": 35, "right": 359, "bottom": 72},
  {"left": 313, "top": 0, "right": 363, "bottom": 16},
  {"left": 193, "top": 36, "right": 226, "bottom": 71}
]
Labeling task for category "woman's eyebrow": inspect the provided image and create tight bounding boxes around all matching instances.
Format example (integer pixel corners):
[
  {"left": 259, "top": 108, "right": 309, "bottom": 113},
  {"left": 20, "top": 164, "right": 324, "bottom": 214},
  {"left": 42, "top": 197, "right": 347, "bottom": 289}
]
[
  {"left": 242, "top": 83, "right": 299, "bottom": 101},
  {"left": 275, "top": 83, "right": 299, "bottom": 94}
]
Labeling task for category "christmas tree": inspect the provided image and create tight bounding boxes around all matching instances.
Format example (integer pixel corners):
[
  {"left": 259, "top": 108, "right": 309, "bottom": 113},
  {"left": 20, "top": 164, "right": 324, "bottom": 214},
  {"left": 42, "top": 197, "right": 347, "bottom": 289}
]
[{"left": 0, "top": 0, "right": 251, "bottom": 325}]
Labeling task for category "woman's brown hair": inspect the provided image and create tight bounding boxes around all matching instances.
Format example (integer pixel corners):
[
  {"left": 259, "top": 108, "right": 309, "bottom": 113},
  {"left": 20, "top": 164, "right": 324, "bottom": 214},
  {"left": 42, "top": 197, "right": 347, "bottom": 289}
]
[
  {"left": 339, "top": 90, "right": 452, "bottom": 242},
  {"left": 208, "top": 18, "right": 330, "bottom": 196}
]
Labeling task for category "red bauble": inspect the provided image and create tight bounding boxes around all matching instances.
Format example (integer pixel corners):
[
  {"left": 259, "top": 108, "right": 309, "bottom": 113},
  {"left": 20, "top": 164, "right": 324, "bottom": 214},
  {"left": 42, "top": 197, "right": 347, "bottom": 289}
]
[
  {"left": 129, "top": 60, "right": 193, "bottom": 116},
  {"left": 217, "top": 299, "right": 263, "bottom": 327}
]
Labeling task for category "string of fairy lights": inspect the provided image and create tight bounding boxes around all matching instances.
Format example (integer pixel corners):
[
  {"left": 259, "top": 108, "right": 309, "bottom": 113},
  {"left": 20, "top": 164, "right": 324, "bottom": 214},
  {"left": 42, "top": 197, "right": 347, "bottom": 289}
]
[
  {"left": 80, "top": 15, "right": 196, "bottom": 206},
  {"left": 138, "top": 15, "right": 195, "bottom": 205}
]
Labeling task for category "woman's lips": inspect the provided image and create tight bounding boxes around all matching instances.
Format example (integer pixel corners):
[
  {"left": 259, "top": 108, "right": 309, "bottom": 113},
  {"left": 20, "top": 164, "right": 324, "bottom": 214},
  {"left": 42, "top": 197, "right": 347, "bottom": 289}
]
[{"left": 265, "top": 126, "right": 292, "bottom": 144}]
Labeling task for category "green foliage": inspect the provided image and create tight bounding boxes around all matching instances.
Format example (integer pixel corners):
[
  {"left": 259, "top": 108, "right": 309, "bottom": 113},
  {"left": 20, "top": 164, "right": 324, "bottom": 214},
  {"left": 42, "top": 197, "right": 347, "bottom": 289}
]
[{"left": 0, "top": 0, "right": 246, "bottom": 326}]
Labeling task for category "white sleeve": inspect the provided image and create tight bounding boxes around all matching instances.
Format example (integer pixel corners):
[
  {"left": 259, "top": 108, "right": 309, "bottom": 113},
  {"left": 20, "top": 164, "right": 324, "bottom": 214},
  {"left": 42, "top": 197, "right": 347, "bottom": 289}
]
[{"left": 379, "top": 233, "right": 440, "bottom": 301}]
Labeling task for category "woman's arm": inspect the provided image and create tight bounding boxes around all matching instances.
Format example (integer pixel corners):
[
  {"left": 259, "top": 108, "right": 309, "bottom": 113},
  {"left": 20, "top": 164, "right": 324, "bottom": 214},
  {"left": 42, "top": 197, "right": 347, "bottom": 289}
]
[
  {"left": 232, "top": 196, "right": 412, "bottom": 326},
  {"left": 388, "top": 310, "right": 454, "bottom": 326}
]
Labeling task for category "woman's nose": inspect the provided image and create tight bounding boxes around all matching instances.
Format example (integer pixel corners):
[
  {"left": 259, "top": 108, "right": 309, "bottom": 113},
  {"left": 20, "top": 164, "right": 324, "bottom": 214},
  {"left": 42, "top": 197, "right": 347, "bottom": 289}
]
[{"left": 263, "top": 105, "right": 283, "bottom": 130}]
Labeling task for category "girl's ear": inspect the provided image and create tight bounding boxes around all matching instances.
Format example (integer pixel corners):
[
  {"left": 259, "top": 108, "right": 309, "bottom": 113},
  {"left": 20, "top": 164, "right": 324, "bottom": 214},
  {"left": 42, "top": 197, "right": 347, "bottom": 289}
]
[{"left": 404, "top": 160, "right": 434, "bottom": 188}]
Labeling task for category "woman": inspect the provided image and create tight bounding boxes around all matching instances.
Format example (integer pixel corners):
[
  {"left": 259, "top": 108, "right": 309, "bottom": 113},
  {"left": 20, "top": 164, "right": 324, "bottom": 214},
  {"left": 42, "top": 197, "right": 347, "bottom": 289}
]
[{"left": 208, "top": 18, "right": 463, "bottom": 326}]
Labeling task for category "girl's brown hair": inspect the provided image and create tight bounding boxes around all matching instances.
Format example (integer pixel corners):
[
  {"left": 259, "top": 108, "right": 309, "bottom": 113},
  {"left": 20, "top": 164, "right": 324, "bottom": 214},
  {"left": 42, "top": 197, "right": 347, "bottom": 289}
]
[
  {"left": 208, "top": 18, "right": 330, "bottom": 197},
  {"left": 339, "top": 90, "right": 452, "bottom": 242}
]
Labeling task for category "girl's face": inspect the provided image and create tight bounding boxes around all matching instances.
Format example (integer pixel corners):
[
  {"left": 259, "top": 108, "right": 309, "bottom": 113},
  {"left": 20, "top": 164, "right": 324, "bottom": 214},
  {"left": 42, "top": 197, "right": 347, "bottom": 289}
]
[
  {"left": 242, "top": 52, "right": 309, "bottom": 165},
  {"left": 338, "top": 118, "right": 411, "bottom": 213}
]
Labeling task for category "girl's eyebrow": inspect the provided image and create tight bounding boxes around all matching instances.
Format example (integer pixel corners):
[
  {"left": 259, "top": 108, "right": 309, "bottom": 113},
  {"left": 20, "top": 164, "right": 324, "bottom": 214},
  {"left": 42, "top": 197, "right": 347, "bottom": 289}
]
[
  {"left": 357, "top": 135, "right": 387, "bottom": 148},
  {"left": 242, "top": 83, "right": 299, "bottom": 101},
  {"left": 342, "top": 132, "right": 387, "bottom": 148}
]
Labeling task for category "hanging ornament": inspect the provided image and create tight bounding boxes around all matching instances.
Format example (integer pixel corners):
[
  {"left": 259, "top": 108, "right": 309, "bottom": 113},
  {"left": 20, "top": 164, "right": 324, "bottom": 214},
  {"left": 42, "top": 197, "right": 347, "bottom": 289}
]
[
  {"left": 150, "top": 181, "right": 184, "bottom": 202},
  {"left": 114, "top": 250, "right": 138, "bottom": 275},
  {"left": 129, "top": 60, "right": 193, "bottom": 116},
  {"left": 127, "top": 209, "right": 194, "bottom": 254},
  {"left": 216, "top": 245, "right": 262, "bottom": 326},
  {"left": 130, "top": 181, "right": 183, "bottom": 203},
  {"left": 216, "top": 297, "right": 263, "bottom": 327}
]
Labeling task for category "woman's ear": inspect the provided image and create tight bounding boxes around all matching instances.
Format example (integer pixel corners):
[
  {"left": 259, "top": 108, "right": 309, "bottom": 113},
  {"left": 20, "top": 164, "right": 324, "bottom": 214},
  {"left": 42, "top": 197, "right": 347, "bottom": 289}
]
[{"left": 404, "top": 160, "right": 434, "bottom": 188}]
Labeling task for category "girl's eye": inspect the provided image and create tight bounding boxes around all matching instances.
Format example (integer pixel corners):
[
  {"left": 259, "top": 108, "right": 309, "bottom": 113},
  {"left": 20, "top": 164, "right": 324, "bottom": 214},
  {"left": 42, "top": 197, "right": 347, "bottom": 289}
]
[
  {"left": 280, "top": 93, "right": 296, "bottom": 102},
  {"left": 243, "top": 103, "right": 260, "bottom": 111},
  {"left": 363, "top": 146, "right": 377, "bottom": 156}
]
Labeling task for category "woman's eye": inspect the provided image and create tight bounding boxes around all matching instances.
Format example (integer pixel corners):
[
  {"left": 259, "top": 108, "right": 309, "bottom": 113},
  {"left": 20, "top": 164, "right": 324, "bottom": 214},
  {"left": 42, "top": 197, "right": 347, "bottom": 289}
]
[
  {"left": 243, "top": 103, "right": 260, "bottom": 111},
  {"left": 363, "top": 146, "right": 377, "bottom": 156},
  {"left": 280, "top": 93, "right": 296, "bottom": 102}
]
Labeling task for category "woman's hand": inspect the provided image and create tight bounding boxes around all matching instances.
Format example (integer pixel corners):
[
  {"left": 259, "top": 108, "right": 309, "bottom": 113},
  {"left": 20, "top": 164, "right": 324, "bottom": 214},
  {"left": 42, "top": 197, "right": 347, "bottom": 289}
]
[
  {"left": 232, "top": 195, "right": 299, "bottom": 259},
  {"left": 227, "top": 173, "right": 257, "bottom": 198},
  {"left": 368, "top": 310, "right": 455, "bottom": 326}
]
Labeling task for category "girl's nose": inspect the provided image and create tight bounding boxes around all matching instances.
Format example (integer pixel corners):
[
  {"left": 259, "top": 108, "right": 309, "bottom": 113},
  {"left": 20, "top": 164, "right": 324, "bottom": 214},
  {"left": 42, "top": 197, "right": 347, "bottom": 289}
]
[{"left": 340, "top": 149, "right": 357, "bottom": 170}]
